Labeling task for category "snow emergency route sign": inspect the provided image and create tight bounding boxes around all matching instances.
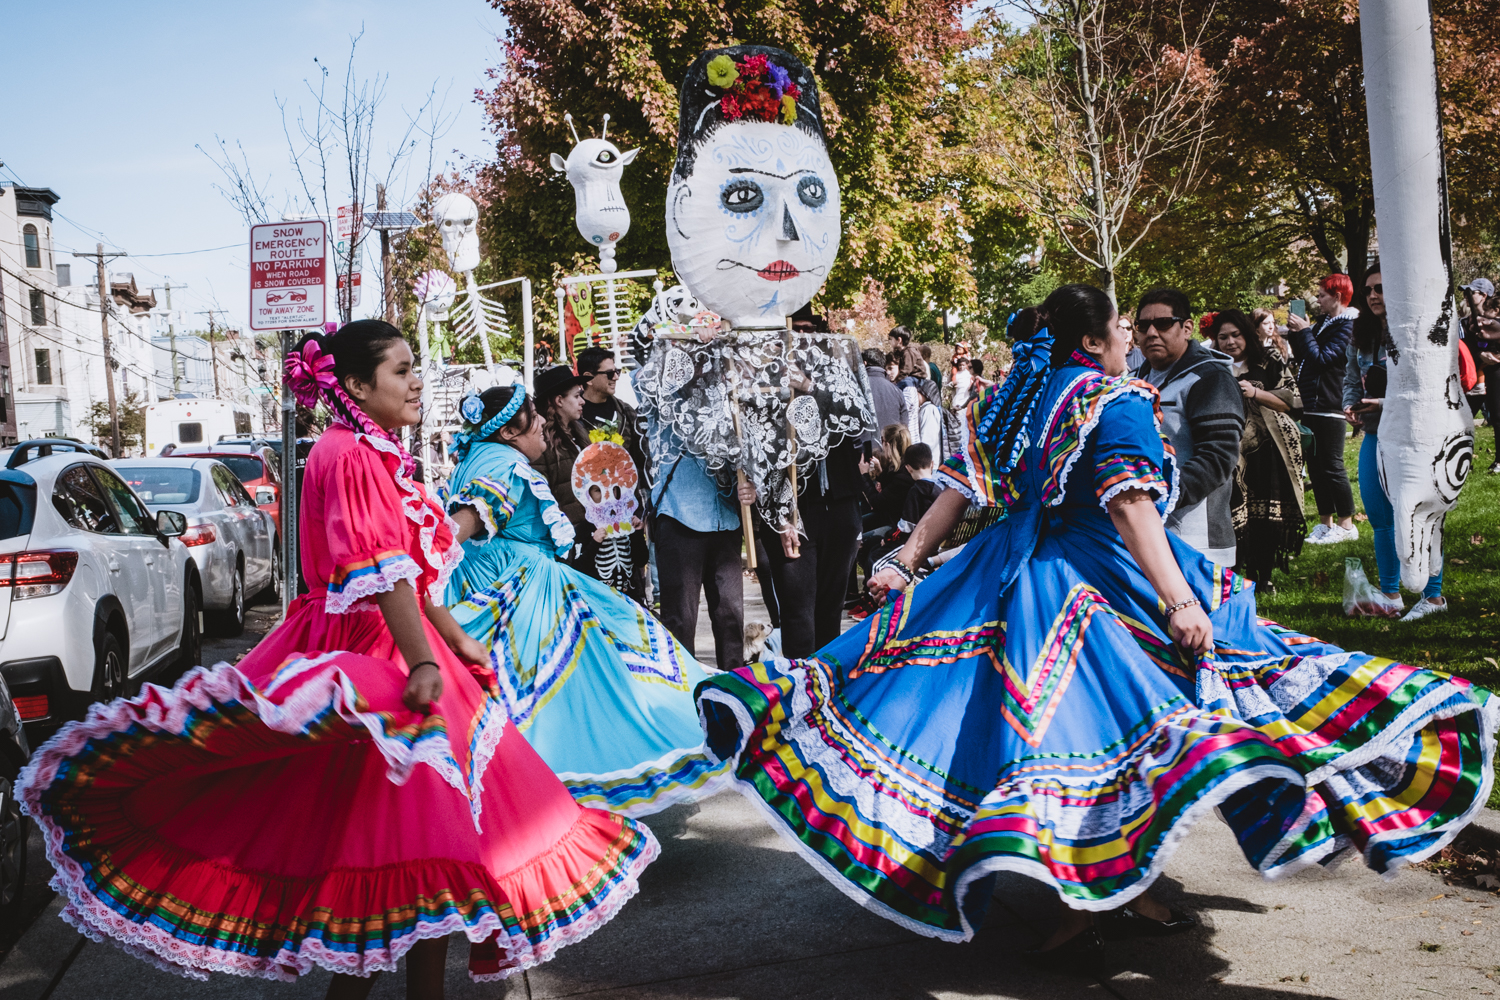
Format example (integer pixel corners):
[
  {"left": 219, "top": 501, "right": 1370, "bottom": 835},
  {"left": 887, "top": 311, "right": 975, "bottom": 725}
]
[{"left": 249, "top": 221, "right": 327, "bottom": 331}]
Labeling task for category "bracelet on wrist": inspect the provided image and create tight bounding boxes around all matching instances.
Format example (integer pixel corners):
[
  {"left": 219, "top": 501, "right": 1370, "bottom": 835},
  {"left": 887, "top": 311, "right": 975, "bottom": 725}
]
[
  {"left": 1164, "top": 598, "right": 1200, "bottom": 618},
  {"left": 409, "top": 660, "right": 440, "bottom": 674}
]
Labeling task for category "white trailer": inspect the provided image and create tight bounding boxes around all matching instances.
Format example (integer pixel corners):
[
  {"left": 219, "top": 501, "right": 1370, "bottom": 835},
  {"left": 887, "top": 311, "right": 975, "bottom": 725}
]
[{"left": 144, "top": 398, "right": 253, "bottom": 456}]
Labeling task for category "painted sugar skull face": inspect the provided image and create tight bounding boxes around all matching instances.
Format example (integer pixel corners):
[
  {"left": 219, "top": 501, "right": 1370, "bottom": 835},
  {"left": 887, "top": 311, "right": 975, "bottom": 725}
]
[
  {"left": 550, "top": 127, "right": 639, "bottom": 259},
  {"left": 667, "top": 46, "right": 840, "bottom": 329},
  {"left": 432, "top": 192, "right": 480, "bottom": 273},
  {"left": 571, "top": 440, "right": 638, "bottom": 536}
]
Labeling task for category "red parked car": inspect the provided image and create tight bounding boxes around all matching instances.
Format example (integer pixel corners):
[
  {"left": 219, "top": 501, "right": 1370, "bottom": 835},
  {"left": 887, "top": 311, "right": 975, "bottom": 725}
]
[{"left": 166, "top": 445, "right": 282, "bottom": 537}]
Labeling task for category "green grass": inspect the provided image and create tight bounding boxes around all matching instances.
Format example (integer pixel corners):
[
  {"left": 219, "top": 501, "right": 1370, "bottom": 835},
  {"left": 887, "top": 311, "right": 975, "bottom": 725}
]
[
  {"left": 1255, "top": 430, "right": 1500, "bottom": 690},
  {"left": 1251, "top": 429, "right": 1500, "bottom": 807}
]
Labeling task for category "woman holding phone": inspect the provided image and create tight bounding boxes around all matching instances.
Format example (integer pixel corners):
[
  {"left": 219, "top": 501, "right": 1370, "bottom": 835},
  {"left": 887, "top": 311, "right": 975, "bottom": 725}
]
[
  {"left": 1288, "top": 276, "right": 1359, "bottom": 545},
  {"left": 1345, "top": 262, "right": 1446, "bottom": 620}
]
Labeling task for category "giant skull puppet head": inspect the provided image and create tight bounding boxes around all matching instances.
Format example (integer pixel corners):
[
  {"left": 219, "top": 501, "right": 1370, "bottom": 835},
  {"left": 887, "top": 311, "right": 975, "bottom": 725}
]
[
  {"left": 550, "top": 115, "right": 639, "bottom": 274},
  {"left": 667, "top": 46, "right": 841, "bottom": 329},
  {"left": 432, "top": 192, "right": 480, "bottom": 273}
]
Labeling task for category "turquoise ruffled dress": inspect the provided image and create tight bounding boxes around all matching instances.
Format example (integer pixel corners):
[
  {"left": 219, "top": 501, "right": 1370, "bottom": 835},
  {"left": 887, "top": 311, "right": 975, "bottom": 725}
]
[{"left": 444, "top": 441, "right": 730, "bottom": 816}]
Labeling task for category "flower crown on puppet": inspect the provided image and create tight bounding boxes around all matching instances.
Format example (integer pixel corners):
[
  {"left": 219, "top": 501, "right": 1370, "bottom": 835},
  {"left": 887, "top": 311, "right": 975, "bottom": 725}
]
[{"left": 674, "top": 45, "right": 826, "bottom": 180}]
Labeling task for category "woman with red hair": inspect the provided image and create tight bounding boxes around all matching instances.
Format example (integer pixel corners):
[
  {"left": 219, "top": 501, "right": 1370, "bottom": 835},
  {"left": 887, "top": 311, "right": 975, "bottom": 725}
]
[{"left": 1288, "top": 274, "right": 1360, "bottom": 545}]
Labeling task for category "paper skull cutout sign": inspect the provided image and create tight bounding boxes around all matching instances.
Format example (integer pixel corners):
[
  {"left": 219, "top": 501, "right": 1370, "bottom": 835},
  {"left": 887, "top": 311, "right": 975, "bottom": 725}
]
[
  {"left": 572, "top": 439, "right": 639, "bottom": 537},
  {"left": 667, "top": 46, "right": 840, "bottom": 329}
]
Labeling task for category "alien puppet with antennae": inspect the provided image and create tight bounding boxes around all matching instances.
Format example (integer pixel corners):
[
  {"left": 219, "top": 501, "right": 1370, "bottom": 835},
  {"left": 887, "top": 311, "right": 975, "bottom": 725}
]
[
  {"left": 551, "top": 113, "right": 640, "bottom": 275},
  {"left": 634, "top": 46, "right": 877, "bottom": 583}
]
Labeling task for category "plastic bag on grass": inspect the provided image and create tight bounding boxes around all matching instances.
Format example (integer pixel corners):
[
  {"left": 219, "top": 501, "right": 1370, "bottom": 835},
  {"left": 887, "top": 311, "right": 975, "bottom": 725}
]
[{"left": 1343, "top": 557, "right": 1401, "bottom": 618}]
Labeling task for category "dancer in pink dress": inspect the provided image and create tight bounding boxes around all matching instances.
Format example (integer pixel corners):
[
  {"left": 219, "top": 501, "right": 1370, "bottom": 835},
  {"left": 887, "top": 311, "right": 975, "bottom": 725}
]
[{"left": 18, "top": 320, "right": 658, "bottom": 998}]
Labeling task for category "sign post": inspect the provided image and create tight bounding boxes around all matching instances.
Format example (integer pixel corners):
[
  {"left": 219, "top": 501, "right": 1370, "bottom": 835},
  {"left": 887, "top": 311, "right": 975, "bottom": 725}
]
[{"left": 248, "top": 221, "right": 327, "bottom": 614}]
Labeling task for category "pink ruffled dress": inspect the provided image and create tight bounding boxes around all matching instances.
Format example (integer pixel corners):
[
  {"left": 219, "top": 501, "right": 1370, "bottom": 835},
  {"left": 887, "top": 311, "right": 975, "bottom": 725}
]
[{"left": 18, "top": 423, "right": 658, "bottom": 983}]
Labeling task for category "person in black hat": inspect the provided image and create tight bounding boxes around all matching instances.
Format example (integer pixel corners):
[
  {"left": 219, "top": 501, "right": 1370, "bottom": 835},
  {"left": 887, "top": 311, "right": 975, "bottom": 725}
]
[{"left": 532, "top": 364, "right": 594, "bottom": 546}]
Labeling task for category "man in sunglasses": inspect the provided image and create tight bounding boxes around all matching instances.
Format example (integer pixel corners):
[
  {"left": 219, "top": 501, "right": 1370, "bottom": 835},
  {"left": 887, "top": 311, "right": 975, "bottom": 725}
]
[{"left": 1135, "top": 287, "right": 1246, "bottom": 566}]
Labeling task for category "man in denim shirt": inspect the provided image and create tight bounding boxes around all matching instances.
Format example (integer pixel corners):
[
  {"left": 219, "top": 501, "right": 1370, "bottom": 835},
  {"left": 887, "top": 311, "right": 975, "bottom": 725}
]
[{"left": 648, "top": 420, "right": 753, "bottom": 671}]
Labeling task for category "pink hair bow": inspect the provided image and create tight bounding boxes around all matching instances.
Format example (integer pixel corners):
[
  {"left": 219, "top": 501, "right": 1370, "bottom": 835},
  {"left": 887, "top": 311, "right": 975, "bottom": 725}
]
[{"left": 284, "top": 339, "right": 337, "bottom": 409}]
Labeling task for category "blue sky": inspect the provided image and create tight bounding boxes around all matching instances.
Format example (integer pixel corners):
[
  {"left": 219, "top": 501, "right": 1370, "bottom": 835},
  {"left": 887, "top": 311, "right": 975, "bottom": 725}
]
[{"left": 0, "top": 0, "right": 506, "bottom": 331}]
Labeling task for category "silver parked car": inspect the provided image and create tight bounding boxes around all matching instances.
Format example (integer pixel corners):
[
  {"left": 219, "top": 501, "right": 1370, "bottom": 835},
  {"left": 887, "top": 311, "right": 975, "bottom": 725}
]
[{"left": 115, "top": 459, "right": 278, "bottom": 637}]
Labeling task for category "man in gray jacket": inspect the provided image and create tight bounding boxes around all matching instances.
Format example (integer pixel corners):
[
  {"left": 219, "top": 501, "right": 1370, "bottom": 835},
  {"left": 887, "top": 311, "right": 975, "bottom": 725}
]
[
  {"left": 864, "top": 348, "right": 909, "bottom": 434},
  {"left": 1135, "top": 288, "right": 1246, "bottom": 565}
]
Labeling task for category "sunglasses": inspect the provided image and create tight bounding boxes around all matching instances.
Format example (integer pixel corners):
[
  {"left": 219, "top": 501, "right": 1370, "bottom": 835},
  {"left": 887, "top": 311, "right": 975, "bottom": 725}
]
[
  {"left": 1366, "top": 283, "right": 1383, "bottom": 295},
  {"left": 1139, "top": 316, "right": 1185, "bottom": 332},
  {"left": 588, "top": 369, "right": 621, "bottom": 379}
]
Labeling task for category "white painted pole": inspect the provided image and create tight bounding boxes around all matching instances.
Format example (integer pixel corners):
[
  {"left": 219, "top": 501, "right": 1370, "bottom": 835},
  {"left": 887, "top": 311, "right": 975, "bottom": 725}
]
[
  {"left": 1360, "top": 0, "right": 1474, "bottom": 590},
  {"left": 521, "top": 277, "right": 535, "bottom": 389}
]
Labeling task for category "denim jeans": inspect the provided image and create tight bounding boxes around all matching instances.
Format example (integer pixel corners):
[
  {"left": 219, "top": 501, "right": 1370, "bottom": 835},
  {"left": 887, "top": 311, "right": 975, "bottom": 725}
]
[{"left": 1358, "top": 431, "right": 1442, "bottom": 597}]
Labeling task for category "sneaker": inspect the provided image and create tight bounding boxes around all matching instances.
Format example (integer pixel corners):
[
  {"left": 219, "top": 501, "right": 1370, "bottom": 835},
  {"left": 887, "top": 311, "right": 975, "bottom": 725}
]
[
  {"left": 1489, "top": 461, "right": 1500, "bottom": 476},
  {"left": 1401, "top": 597, "right": 1448, "bottom": 622},
  {"left": 1308, "top": 524, "right": 1357, "bottom": 545}
]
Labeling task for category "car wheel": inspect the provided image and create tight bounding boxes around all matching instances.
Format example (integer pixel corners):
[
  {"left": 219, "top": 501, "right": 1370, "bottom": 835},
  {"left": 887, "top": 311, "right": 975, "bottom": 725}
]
[
  {"left": 257, "top": 539, "right": 282, "bottom": 605},
  {"left": 0, "top": 774, "right": 27, "bottom": 914},
  {"left": 207, "top": 565, "right": 245, "bottom": 638},
  {"left": 170, "top": 576, "right": 203, "bottom": 680},
  {"left": 93, "top": 630, "right": 126, "bottom": 703}
]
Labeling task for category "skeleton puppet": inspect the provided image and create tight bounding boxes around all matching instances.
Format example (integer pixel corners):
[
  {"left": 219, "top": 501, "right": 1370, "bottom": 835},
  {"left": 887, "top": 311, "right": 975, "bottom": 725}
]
[
  {"left": 550, "top": 114, "right": 639, "bottom": 275},
  {"left": 636, "top": 46, "right": 876, "bottom": 535},
  {"left": 429, "top": 192, "right": 505, "bottom": 373}
]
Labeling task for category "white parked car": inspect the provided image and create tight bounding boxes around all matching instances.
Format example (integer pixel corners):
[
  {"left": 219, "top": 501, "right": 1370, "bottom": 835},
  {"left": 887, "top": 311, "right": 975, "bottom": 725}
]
[
  {"left": 115, "top": 459, "right": 277, "bottom": 637},
  {"left": 0, "top": 454, "right": 200, "bottom": 736}
]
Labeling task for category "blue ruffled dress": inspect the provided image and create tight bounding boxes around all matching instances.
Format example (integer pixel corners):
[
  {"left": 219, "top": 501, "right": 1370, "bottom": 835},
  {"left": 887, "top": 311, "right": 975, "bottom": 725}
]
[
  {"left": 696, "top": 348, "right": 1496, "bottom": 941},
  {"left": 444, "top": 441, "right": 730, "bottom": 816}
]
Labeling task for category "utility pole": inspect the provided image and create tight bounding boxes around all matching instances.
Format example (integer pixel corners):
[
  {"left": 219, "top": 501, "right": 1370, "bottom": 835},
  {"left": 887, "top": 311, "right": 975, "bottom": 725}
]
[
  {"left": 73, "top": 244, "right": 127, "bottom": 457},
  {"left": 196, "top": 309, "right": 223, "bottom": 398},
  {"left": 149, "top": 278, "right": 187, "bottom": 394},
  {"left": 377, "top": 184, "right": 394, "bottom": 325}
]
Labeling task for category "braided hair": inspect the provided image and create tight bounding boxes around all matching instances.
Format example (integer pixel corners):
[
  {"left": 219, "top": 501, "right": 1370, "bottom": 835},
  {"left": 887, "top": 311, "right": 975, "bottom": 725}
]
[{"left": 291, "top": 320, "right": 416, "bottom": 472}]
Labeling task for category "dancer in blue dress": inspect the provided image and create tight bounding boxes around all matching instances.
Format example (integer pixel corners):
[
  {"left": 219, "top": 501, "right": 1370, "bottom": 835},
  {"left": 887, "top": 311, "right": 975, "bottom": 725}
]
[
  {"left": 443, "top": 382, "right": 731, "bottom": 817},
  {"left": 696, "top": 284, "right": 1496, "bottom": 965}
]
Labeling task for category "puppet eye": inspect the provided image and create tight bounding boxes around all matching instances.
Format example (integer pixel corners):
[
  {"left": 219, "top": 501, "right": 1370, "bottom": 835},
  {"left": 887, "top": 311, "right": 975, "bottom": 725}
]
[
  {"left": 595, "top": 149, "right": 617, "bottom": 164},
  {"left": 797, "top": 176, "right": 827, "bottom": 209},
  {"left": 721, "top": 179, "right": 764, "bottom": 213}
]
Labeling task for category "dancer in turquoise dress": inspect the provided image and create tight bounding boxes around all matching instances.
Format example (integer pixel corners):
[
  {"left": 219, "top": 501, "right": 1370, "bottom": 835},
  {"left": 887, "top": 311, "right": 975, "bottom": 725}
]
[
  {"left": 443, "top": 383, "right": 731, "bottom": 817},
  {"left": 695, "top": 284, "right": 1496, "bottom": 964}
]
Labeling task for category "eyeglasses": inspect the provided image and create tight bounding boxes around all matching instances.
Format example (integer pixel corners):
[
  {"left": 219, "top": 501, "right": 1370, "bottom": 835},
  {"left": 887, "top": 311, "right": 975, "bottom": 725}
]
[
  {"left": 1140, "top": 316, "right": 1185, "bottom": 332},
  {"left": 1366, "top": 284, "right": 1383, "bottom": 295}
]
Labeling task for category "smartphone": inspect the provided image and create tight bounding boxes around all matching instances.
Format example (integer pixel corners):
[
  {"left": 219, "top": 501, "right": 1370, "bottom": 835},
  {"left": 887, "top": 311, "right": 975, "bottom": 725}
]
[{"left": 1289, "top": 299, "right": 1307, "bottom": 319}]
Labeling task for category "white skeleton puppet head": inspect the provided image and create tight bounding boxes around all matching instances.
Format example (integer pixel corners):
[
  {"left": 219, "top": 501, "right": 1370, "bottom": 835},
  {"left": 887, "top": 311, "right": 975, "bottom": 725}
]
[
  {"left": 550, "top": 115, "right": 639, "bottom": 274},
  {"left": 432, "top": 192, "right": 480, "bottom": 274},
  {"left": 666, "top": 46, "right": 840, "bottom": 329}
]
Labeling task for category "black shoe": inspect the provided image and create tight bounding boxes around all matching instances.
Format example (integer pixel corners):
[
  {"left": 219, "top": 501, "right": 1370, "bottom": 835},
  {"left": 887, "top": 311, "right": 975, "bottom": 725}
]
[
  {"left": 1099, "top": 906, "right": 1197, "bottom": 940},
  {"left": 1022, "top": 926, "right": 1105, "bottom": 973},
  {"left": 1488, "top": 461, "right": 1500, "bottom": 476}
]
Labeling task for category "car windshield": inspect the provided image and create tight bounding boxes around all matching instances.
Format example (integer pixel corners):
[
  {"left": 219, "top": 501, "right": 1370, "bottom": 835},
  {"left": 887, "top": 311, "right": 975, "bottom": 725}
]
[
  {"left": 0, "top": 481, "right": 36, "bottom": 539},
  {"left": 213, "top": 455, "right": 265, "bottom": 483},
  {"left": 115, "top": 466, "right": 201, "bottom": 505}
]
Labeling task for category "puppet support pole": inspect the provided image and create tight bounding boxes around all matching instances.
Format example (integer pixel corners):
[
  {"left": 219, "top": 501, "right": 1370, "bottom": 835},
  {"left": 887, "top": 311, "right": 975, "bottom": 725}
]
[
  {"left": 1360, "top": 0, "right": 1474, "bottom": 590},
  {"left": 730, "top": 396, "right": 758, "bottom": 570}
]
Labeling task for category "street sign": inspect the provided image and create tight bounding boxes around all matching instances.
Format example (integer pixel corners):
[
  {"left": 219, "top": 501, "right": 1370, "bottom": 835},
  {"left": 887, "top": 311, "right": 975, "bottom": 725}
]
[
  {"left": 249, "top": 221, "right": 327, "bottom": 331},
  {"left": 338, "top": 271, "right": 362, "bottom": 311},
  {"left": 335, "top": 204, "right": 356, "bottom": 257}
]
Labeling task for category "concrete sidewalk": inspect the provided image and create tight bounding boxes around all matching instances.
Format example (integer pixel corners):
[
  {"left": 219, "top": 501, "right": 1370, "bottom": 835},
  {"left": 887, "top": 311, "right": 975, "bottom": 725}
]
[{"left": 2, "top": 792, "right": 1497, "bottom": 1000}]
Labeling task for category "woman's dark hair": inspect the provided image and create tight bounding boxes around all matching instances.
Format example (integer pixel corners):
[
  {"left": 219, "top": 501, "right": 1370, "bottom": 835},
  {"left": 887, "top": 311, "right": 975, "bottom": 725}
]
[
  {"left": 970, "top": 358, "right": 985, "bottom": 377},
  {"left": 475, "top": 386, "right": 537, "bottom": 442},
  {"left": 1042, "top": 284, "right": 1116, "bottom": 368},
  {"left": 1210, "top": 309, "right": 1267, "bottom": 368},
  {"left": 674, "top": 45, "right": 827, "bottom": 180},
  {"left": 1353, "top": 257, "right": 1384, "bottom": 354},
  {"left": 1006, "top": 307, "right": 1040, "bottom": 342},
  {"left": 539, "top": 385, "right": 581, "bottom": 455},
  {"left": 292, "top": 320, "right": 408, "bottom": 437}
]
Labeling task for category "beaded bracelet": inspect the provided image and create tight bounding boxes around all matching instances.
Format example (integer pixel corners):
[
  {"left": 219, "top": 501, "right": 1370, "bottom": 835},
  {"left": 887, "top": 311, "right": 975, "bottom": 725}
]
[
  {"left": 1164, "top": 598, "right": 1200, "bottom": 618},
  {"left": 409, "top": 660, "right": 440, "bottom": 673},
  {"left": 873, "top": 550, "right": 918, "bottom": 585}
]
